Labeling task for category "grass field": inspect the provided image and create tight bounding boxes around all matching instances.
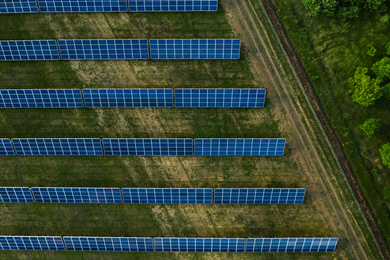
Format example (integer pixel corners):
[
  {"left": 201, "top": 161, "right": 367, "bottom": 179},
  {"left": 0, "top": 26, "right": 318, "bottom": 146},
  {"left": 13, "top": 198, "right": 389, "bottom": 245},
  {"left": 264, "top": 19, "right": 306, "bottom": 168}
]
[
  {"left": 0, "top": 2, "right": 384, "bottom": 259},
  {"left": 272, "top": 0, "right": 390, "bottom": 249}
]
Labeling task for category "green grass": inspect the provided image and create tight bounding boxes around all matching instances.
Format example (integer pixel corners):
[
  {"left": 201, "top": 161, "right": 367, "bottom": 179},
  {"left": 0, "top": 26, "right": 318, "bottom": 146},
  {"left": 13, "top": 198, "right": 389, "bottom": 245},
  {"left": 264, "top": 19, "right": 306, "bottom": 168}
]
[{"left": 272, "top": 0, "right": 390, "bottom": 247}]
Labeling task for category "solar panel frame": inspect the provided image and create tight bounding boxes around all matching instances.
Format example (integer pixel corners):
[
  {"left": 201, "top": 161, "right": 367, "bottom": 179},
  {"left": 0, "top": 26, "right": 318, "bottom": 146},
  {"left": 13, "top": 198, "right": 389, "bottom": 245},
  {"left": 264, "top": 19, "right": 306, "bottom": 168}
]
[
  {"left": 214, "top": 188, "right": 305, "bottom": 204},
  {"left": 149, "top": 39, "right": 241, "bottom": 59},
  {"left": 102, "top": 138, "right": 193, "bottom": 156},
  {"left": 122, "top": 188, "right": 213, "bottom": 204},
  {"left": 37, "top": 0, "right": 128, "bottom": 13},
  {"left": 82, "top": 89, "right": 173, "bottom": 108},
  {"left": 194, "top": 138, "right": 286, "bottom": 156},
  {"left": 0, "top": 89, "right": 84, "bottom": 108},
  {"left": 245, "top": 238, "right": 338, "bottom": 253},
  {"left": 0, "top": 0, "right": 39, "bottom": 14},
  {"left": 174, "top": 88, "right": 266, "bottom": 108},
  {"left": 128, "top": 0, "right": 218, "bottom": 12},
  {"left": 31, "top": 187, "right": 123, "bottom": 203},
  {"left": 0, "top": 139, "right": 15, "bottom": 156},
  {"left": 0, "top": 236, "right": 65, "bottom": 251},
  {"left": 0, "top": 40, "right": 60, "bottom": 61},
  {"left": 12, "top": 138, "right": 103, "bottom": 156},
  {"left": 58, "top": 39, "right": 149, "bottom": 60},
  {"left": 154, "top": 238, "right": 246, "bottom": 252},
  {"left": 63, "top": 236, "right": 154, "bottom": 251},
  {"left": 0, "top": 187, "right": 34, "bottom": 203}
]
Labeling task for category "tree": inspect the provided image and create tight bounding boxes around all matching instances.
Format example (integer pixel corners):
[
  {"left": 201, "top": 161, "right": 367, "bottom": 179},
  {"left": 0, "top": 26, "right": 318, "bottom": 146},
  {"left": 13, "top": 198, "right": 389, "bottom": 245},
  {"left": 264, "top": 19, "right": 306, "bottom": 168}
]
[
  {"left": 382, "top": 83, "right": 390, "bottom": 99},
  {"left": 380, "top": 143, "right": 390, "bottom": 168},
  {"left": 348, "top": 67, "right": 383, "bottom": 107},
  {"left": 372, "top": 57, "right": 390, "bottom": 79},
  {"left": 386, "top": 42, "right": 390, "bottom": 55},
  {"left": 359, "top": 118, "right": 381, "bottom": 138},
  {"left": 367, "top": 42, "right": 377, "bottom": 57}
]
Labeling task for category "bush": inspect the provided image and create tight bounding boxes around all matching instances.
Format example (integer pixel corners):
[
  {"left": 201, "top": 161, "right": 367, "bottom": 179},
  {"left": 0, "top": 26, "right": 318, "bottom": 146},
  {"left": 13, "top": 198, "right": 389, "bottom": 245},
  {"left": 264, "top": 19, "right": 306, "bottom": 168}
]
[
  {"left": 359, "top": 118, "right": 381, "bottom": 138},
  {"left": 382, "top": 83, "right": 390, "bottom": 99},
  {"left": 380, "top": 143, "right": 390, "bottom": 168},
  {"left": 386, "top": 42, "right": 390, "bottom": 55},
  {"left": 348, "top": 67, "right": 383, "bottom": 107},
  {"left": 372, "top": 57, "right": 390, "bottom": 79},
  {"left": 367, "top": 42, "right": 377, "bottom": 57}
]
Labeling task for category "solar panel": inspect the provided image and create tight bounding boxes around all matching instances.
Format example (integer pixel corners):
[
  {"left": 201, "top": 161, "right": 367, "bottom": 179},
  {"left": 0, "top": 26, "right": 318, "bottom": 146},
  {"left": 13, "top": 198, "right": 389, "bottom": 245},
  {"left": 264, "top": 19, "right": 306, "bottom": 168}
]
[
  {"left": 154, "top": 238, "right": 245, "bottom": 252},
  {"left": 0, "top": 139, "right": 15, "bottom": 156},
  {"left": 128, "top": 0, "right": 218, "bottom": 12},
  {"left": 63, "top": 237, "right": 154, "bottom": 251},
  {"left": 0, "top": 0, "right": 39, "bottom": 13},
  {"left": 31, "top": 187, "right": 122, "bottom": 203},
  {"left": 0, "top": 236, "right": 65, "bottom": 251},
  {"left": 149, "top": 39, "right": 241, "bottom": 59},
  {"left": 82, "top": 89, "right": 173, "bottom": 108},
  {"left": 175, "top": 89, "right": 266, "bottom": 108},
  {"left": 102, "top": 138, "right": 193, "bottom": 156},
  {"left": 194, "top": 138, "right": 285, "bottom": 156},
  {"left": 37, "top": 0, "right": 128, "bottom": 12},
  {"left": 214, "top": 188, "right": 305, "bottom": 204},
  {"left": 122, "top": 188, "right": 212, "bottom": 204},
  {"left": 0, "top": 40, "right": 60, "bottom": 61},
  {"left": 245, "top": 238, "right": 338, "bottom": 253},
  {"left": 0, "top": 187, "right": 34, "bottom": 203},
  {"left": 0, "top": 89, "right": 84, "bottom": 108},
  {"left": 12, "top": 138, "right": 103, "bottom": 156},
  {"left": 58, "top": 39, "right": 149, "bottom": 60}
]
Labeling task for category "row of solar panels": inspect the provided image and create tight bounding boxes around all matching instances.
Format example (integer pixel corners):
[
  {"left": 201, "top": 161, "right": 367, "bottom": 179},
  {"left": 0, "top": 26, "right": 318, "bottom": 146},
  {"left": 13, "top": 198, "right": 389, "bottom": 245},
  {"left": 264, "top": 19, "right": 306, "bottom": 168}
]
[
  {"left": 0, "top": 89, "right": 266, "bottom": 108},
  {"left": 0, "top": 39, "right": 241, "bottom": 61},
  {"left": 0, "top": 187, "right": 305, "bottom": 204},
  {"left": 0, "top": 0, "right": 218, "bottom": 13},
  {"left": 0, "top": 236, "right": 338, "bottom": 252},
  {"left": 0, "top": 138, "right": 286, "bottom": 156}
]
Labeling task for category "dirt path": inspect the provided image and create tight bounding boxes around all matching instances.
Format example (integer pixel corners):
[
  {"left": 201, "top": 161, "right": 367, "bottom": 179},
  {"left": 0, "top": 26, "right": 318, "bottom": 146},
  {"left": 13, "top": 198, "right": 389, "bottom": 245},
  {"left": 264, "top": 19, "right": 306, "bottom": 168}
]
[{"left": 222, "top": 0, "right": 383, "bottom": 258}]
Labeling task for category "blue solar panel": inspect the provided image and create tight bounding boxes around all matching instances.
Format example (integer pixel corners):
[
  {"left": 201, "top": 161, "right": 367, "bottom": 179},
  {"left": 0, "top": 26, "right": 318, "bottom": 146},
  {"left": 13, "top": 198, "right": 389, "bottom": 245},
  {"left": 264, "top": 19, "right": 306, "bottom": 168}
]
[
  {"left": 82, "top": 89, "right": 173, "bottom": 108},
  {"left": 128, "top": 0, "right": 218, "bottom": 12},
  {"left": 0, "top": 40, "right": 60, "bottom": 61},
  {"left": 0, "top": 89, "right": 84, "bottom": 108},
  {"left": 58, "top": 39, "right": 149, "bottom": 60},
  {"left": 31, "top": 187, "right": 122, "bottom": 203},
  {"left": 38, "top": 0, "right": 127, "bottom": 12},
  {"left": 214, "top": 188, "right": 305, "bottom": 204},
  {"left": 0, "top": 236, "right": 65, "bottom": 251},
  {"left": 154, "top": 238, "right": 245, "bottom": 252},
  {"left": 194, "top": 138, "right": 285, "bottom": 156},
  {"left": 102, "top": 138, "right": 193, "bottom": 156},
  {"left": 175, "top": 89, "right": 266, "bottom": 108},
  {"left": 122, "top": 188, "right": 212, "bottom": 204},
  {"left": 245, "top": 238, "right": 338, "bottom": 253},
  {"left": 0, "top": 0, "right": 39, "bottom": 13},
  {"left": 150, "top": 39, "right": 241, "bottom": 59},
  {"left": 12, "top": 138, "right": 103, "bottom": 156},
  {"left": 0, "top": 187, "right": 34, "bottom": 203},
  {"left": 63, "top": 237, "right": 154, "bottom": 251},
  {"left": 0, "top": 139, "right": 15, "bottom": 156}
]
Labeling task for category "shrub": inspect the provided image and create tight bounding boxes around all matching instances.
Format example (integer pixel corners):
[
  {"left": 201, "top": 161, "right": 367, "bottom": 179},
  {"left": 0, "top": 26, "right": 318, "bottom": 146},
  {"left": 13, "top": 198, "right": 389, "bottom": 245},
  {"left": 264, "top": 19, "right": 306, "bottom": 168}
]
[
  {"left": 359, "top": 118, "right": 381, "bottom": 138},
  {"left": 380, "top": 143, "right": 390, "bottom": 168}
]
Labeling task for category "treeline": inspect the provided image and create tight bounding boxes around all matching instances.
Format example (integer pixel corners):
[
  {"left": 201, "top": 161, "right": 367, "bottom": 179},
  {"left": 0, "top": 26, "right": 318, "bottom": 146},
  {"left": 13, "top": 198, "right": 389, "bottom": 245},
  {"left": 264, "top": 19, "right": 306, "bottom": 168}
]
[{"left": 301, "top": 0, "right": 389, "bottom": 20}]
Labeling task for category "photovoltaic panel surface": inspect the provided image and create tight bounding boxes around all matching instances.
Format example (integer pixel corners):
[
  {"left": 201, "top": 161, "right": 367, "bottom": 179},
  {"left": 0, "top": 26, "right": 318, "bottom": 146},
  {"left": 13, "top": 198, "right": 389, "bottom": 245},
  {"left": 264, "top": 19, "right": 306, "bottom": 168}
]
[
  {"left": 128, "top": 0, "right": 218, "bottom": 12},
  {"left": 37, "top": 0, "right": 127, "bottom": 12},
  {"left": 31, "top": 187, "right": 122, "bottom": 203},
  {"left": 12, "top": 138, "right": 103, "bottom": 156},
  {"left": 194, "top": 138, "right": 285, "bottom": 156},
  {"left": 214, "top": 188, "right": 305, "bottom": 204},
  {"left": 245, "top": 238, "right": 338, "bottom": 253},
  {"left": 0, "top": 89, "right": 84, "bottom": 108},
  {"left": 63, "top": 237, "right": 154, "bottom": 251},
  {"left": 0, "top": 40, "right": 60, "bottom": 61},
  {"left": 0, "top": 187, "right": 34, "bottom": 203},
  {"left": 0, "top": 0, "right": 39, "bottom": 13},
  {"left": 150, "top": 39, "right": 240, "bottom": 59},
  {"left": 58, "top": 39, "right": 149, "bottom": 60},
  {"left": 82, "top": 89, "right": 173, "bottom": 107},
  {"left": 0, "top": 236, "right": 65, "bottom": 251},
  {"left": 174, "top": 89, "right": 265, "bottom": 108},
  {"left": 122, "top": 188, "right": 212, "bottom": 204},
  {"left": 102, "top": 138, "right": 193, "bottom": 156},
  {"left": 154, "top": 238, "right": 246, "bottom": 252},
  {"left": 0, "top": 139, "right": 15, "bottom": 156}
]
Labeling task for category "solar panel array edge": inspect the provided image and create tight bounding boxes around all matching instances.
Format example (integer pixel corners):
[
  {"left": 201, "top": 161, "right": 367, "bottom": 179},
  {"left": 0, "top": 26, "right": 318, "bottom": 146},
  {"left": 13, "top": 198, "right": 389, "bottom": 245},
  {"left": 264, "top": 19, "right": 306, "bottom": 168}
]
[
  {"left": 0, "top": 139, "right": 15, "bottom": 156},
  {"left": 0, "top": 187, "right": 34, "bottom": 203},
  {"left": 37, "top": 0, "right": 128, "bottom": 13},
  {"left": 0, "top": 40, "right": 60, "bottom": 61},
  {"left": 0, "top": 236, "right": 65, "bottom": 251},
  {"left": 0, "top": 0, "right": 39, "bottom": 14},
  {"left": 128, "top": 0, "right": 218, "bottom": 12},
  {"left": 245, "top": 238, "right": 338, "bottom": 253}
]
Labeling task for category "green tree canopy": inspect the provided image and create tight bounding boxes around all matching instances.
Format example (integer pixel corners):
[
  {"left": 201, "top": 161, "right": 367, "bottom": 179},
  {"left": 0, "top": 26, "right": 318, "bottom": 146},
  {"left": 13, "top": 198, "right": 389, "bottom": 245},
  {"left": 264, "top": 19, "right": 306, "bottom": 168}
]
[
  {"left": 380, "top": 143, "right": 390, "bottom": 168},
  {"left": 348, "top": 67, "right": 383, "bottom": 107},
  {"left": 372, "top": 57, "right": 390, "bottom": 79},
  {"left": 359, "top": 118, "right": 381, "bottom": 138},
  {"left": 386, "top": 42, "right": 390, "bottom": 55}
]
